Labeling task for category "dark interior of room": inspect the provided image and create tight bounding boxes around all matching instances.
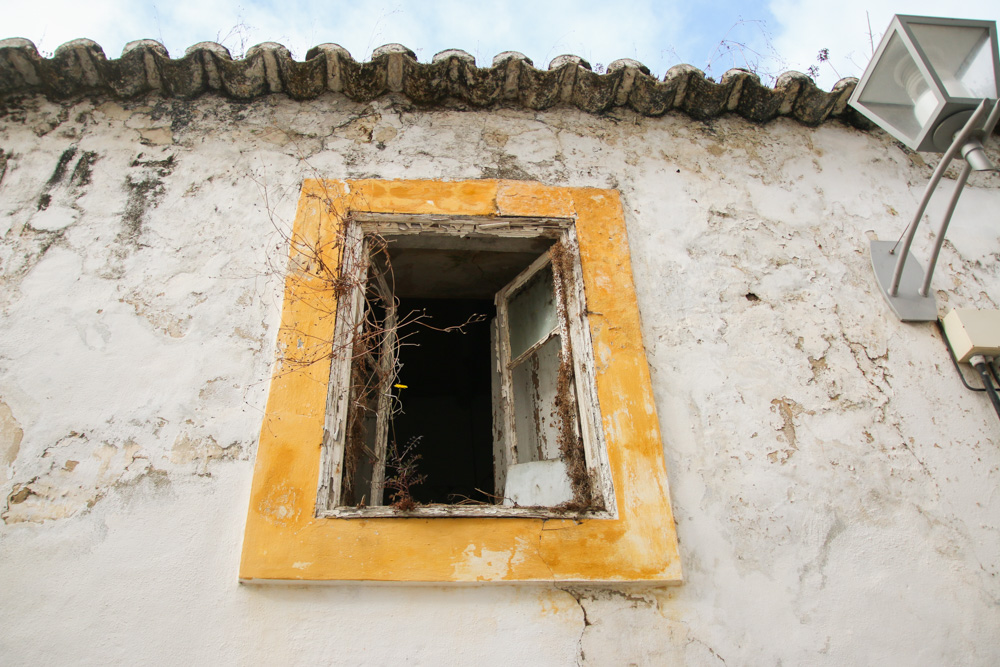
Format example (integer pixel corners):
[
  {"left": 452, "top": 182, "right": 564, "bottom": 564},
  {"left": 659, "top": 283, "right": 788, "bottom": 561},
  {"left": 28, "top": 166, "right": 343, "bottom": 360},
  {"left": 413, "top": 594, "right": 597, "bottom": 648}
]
[{"left": 388, "top": 297, "right": 495, "bottom": 505}]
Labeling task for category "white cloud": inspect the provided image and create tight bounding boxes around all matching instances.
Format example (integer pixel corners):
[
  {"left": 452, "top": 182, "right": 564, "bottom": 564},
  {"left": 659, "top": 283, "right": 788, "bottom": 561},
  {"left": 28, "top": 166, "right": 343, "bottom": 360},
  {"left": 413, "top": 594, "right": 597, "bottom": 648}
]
[
  {"left": 769, "top": 0, "right": 1000, "bottom": 90},
  {"left": 8, "top": 0, "right": 997, "bottom": 91},
  {"left": 279, "top": 0, "right": 685, "bottom": 71},
  {"left": 3, "top": 0, "right": 144, "bottom": 56},
  {"left": 3, "top": 0, "right": 688, "bottom": 74}
]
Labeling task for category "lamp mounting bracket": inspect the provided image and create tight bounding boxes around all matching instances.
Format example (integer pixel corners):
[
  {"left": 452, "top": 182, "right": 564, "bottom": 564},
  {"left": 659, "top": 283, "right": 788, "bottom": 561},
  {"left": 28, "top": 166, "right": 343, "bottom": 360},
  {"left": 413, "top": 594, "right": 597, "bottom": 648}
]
[{"left": 870, "top": 240, "right": 938, "bottom": 321}]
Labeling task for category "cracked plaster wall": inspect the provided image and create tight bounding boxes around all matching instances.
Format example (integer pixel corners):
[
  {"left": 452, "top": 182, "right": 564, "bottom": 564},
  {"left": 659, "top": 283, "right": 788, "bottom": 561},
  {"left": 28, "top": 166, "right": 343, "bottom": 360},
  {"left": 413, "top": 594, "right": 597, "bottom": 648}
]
[{"left": 1, "top": 91, "right": 999, "bottom": 665}]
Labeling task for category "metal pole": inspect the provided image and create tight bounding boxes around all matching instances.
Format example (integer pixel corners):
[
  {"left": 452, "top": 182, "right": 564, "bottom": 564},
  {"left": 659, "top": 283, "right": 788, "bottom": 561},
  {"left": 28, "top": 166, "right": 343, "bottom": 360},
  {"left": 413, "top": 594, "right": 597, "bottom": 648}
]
[
  {"left": 919, "top": 163, "right": 972, "bottom": 297},
  {"left": 920, "top": 101, "right": 1000, "bottom": 297},
  {"left": 888, "top": 100, "right": 990, "bottom": 296}
]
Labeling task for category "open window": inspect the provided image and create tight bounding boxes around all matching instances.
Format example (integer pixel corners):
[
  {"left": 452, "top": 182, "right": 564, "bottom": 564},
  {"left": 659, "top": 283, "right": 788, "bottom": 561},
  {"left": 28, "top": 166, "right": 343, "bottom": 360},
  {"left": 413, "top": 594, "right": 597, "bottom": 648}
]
[
  {"left": 316, "top": 214, "right": 614, "bottom": 518},
  {"left": 242, "top": 179, "right": 681, "bottom": 583}
]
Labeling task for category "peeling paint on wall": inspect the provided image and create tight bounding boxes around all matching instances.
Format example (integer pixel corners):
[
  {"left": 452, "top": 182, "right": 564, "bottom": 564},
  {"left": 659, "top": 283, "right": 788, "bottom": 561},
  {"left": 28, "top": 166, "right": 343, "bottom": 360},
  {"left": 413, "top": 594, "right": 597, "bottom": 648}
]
[
  {"left": 0, "top": 400, "right": 23, "bottom": 483},
  {"left": 170, "top": 432, "right": 241, "bottom": 475},
  {"left": 2, "top": 433, "right": 169, "bottom": 524},
  {"left": 0, "top": 148, "right": 9, "bottom": 187},
  {"left": 0, "top": 88, "right": 998, "bottom": 664}
]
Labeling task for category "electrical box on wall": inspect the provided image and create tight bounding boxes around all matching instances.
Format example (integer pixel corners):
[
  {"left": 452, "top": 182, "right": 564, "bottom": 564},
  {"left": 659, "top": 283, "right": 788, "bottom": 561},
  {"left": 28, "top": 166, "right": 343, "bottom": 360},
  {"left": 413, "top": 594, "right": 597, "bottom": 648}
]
[{"left": 942, "top": 309, "right": 1000, "bottom": 363}]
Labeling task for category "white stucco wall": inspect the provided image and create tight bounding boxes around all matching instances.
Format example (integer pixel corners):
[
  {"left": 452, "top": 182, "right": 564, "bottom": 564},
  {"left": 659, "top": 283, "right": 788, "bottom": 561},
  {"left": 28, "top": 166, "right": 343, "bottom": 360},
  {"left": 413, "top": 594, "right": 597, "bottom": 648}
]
[{"left": 1, "top": 92, "right": 999, "bottom": 665}]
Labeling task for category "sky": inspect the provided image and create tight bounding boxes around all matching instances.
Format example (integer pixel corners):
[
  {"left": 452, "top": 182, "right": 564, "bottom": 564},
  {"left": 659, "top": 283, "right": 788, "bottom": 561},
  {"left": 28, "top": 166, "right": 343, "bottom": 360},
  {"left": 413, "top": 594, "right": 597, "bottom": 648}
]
[{"left": 3, "top": 0, "right": 1000, "bottom": 91}]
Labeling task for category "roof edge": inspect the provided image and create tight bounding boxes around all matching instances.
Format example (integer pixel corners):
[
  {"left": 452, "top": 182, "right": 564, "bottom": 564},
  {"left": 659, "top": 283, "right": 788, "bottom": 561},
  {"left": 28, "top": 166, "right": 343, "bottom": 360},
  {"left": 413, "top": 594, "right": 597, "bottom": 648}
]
[{"left": 0, "top": 38, "right": 869, "bottom": 127}]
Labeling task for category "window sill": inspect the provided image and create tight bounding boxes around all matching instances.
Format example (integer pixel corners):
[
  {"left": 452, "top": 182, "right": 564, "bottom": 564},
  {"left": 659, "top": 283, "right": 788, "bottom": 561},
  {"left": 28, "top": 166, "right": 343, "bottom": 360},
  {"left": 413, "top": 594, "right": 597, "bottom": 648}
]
[{"left": 319, "top": 505, "right": 616, "bottom": 520}]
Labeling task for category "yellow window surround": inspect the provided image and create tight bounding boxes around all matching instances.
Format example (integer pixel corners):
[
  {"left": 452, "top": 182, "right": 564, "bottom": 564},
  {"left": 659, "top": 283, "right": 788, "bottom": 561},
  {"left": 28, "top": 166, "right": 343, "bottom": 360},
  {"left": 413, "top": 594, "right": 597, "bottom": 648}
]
[{"left": 239, "top": 179, "right": 681, "bottom": 584}]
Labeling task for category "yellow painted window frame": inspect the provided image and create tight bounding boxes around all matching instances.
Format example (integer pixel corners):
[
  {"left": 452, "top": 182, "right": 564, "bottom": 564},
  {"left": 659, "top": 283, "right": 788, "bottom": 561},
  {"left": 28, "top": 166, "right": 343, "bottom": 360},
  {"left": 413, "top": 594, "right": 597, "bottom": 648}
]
[{"left": 239, "top": 179, "right": 681, "bottom": 584}]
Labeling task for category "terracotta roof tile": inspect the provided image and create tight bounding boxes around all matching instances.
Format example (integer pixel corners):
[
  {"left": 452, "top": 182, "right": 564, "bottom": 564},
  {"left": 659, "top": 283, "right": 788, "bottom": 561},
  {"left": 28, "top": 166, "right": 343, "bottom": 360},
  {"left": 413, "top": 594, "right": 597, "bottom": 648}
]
[{"left": 0, "top": 37, "right": 871, "bottom": 127}]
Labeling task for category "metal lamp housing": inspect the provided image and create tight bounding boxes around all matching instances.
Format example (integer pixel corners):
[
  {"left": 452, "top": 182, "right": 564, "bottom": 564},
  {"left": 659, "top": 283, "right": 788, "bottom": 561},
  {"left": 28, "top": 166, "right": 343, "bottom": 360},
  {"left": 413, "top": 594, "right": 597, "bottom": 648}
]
[{"left": 850, "top": 15, "right": 1000, "bottom": 152}]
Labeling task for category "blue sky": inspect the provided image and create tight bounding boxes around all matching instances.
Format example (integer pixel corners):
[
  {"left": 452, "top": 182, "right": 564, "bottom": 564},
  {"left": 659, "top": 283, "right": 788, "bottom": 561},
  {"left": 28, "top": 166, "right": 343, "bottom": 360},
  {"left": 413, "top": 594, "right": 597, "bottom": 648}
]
[{"left": 4, "top": 0, "right": 1000, "bottom": 91}]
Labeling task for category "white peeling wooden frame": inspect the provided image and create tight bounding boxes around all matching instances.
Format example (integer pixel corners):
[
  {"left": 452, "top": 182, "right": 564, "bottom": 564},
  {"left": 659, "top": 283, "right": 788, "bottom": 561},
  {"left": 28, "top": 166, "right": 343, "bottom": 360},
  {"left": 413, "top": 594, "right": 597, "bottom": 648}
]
[
  {"left": 562, "top": 226, "right": 616, "bottom": 513},
  {"left": 316, "top": 214, "right": 616, "bottom": 520},
  {"left": 367, "top": 255, "right": 397, "bottom": 507},
  {"left": 494, "top": 248, "right": 583, "bottom": 507},
  {"left": 490, "top": 319, "right": 509, "bottom": 497},
  {"left": 498, "top": 252, "right": 581, "bottom": 435},
  {"left": 494, "top": 250, "right": 560, "bottom": 467},
  {"left": 317, "top": 222, "right": 368, "bottom": 511}
]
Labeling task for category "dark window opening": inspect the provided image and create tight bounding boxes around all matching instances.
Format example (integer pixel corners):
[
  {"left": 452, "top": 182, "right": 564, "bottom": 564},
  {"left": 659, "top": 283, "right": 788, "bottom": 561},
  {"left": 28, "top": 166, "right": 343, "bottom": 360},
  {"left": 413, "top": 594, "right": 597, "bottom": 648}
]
[
  {"left": 342, "top": 237, "right": 557, "bottom": 508},
  {"left": 389, "top": 297, "right": 495, "bottom": 505}
]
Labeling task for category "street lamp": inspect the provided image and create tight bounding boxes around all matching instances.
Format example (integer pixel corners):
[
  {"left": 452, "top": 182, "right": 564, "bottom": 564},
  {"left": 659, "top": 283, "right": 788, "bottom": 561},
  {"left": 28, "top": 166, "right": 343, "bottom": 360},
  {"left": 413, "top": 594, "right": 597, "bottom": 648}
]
[{"left": 849, "top": 15, "right": 1000, "bottom": 321}]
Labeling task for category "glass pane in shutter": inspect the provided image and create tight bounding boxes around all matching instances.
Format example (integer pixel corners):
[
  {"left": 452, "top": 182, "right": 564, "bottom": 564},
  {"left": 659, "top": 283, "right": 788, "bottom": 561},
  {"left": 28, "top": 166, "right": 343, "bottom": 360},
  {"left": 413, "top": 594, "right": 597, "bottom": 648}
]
[
  {"left": 506, "top": 263, "right": 557, "bottom": 360},
  {"left": 510, "top": 334, "right": 563, "bottom": 463}
]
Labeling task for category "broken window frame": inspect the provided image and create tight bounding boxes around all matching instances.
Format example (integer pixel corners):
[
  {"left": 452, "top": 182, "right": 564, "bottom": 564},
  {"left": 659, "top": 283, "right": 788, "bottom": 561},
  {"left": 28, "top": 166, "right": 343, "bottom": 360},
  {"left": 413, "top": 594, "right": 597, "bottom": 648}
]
[{"left": 315, "top": 213, "right": 616, "bottom": 519}]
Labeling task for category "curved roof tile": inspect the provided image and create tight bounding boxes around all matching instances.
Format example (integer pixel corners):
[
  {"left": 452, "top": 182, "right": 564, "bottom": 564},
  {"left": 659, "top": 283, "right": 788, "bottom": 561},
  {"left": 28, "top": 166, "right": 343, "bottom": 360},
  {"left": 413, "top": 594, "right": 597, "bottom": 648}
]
[{"left": 0, "top": 37, "right": 871, "bottom": 128}]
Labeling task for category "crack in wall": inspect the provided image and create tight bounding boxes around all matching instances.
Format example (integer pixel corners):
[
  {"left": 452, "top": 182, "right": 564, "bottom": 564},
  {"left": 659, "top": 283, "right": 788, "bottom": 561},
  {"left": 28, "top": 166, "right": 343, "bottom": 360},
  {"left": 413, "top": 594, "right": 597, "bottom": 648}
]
[
  {"left": 552, "top": 586, "right": 722, "bottom": 665},
  {"left": 554, "top": 585, "right": 592, "bottom": 666}
]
